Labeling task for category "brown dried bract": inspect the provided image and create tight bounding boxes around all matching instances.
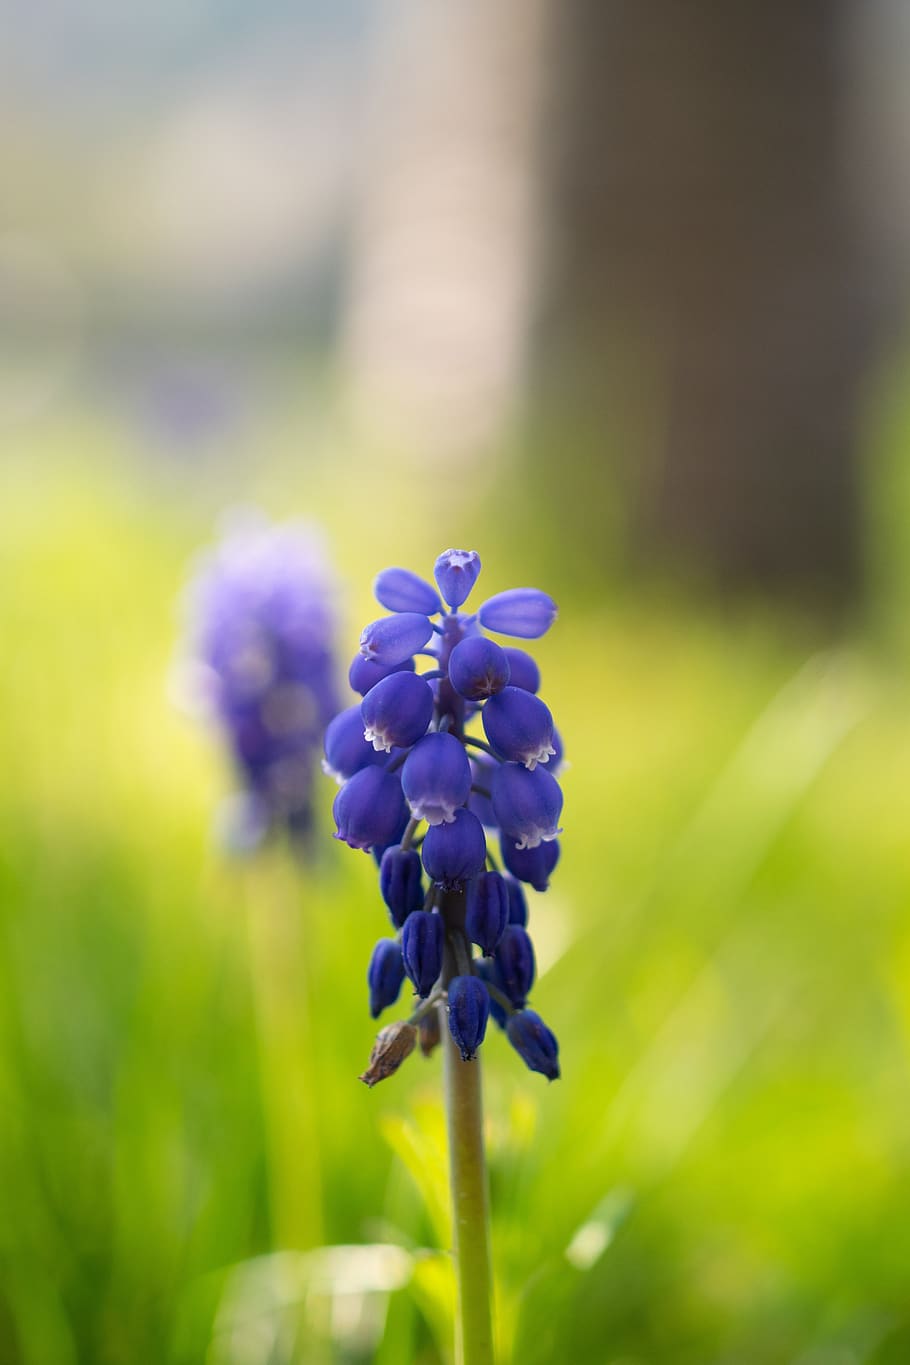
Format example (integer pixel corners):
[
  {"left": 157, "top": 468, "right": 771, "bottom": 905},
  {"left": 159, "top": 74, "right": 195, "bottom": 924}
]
[{"left": 359, "top": 1021, "right": 418, "bottom": 1087}]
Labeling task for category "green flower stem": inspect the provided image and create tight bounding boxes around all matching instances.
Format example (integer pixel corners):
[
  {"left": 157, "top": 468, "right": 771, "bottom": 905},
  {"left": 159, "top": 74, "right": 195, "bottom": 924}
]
[
  {"left": 244, "top": 846, "right": 323, "bottom": 1250},
  {"left": 440, "top": 891, "right": 495, "bottom": 1365}
]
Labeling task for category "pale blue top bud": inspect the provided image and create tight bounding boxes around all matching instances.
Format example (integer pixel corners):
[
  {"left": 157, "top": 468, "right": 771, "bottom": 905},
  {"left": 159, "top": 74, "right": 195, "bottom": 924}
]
[
  {"left": 434, "top": 549, "right": 481, "bottom": 609},
  {"left": 359, "top": 613, "right": 433, "bottom": 666},
  {"left": 477, "top": 588, "right": 557, "bottom": 639},
  {"left": 374, "top": 567, "right": 442, "bottom": 616}
]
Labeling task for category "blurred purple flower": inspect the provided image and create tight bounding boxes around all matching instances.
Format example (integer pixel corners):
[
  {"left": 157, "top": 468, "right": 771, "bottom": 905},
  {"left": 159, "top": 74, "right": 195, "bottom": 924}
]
[{"left": 178, "top": 511, "right": 339, "bottom": 852}]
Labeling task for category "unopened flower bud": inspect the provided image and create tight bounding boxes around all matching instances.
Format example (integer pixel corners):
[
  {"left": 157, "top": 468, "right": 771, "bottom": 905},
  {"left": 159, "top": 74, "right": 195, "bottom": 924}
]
[
  {"left": 379, "top": 846, "right": 424, "bottom": 928},
  {"left": 504, "top": 875, "right": 528, "bottom": 927},
  {"left": 401, "top": 732, "right": 472, "bottom": 825},
  {"left": 465, "top": 871, "right": 509, "bottom": 955},
  {"left": 506, "top": 1009, "right": 560, "bottom": 1080},
  {"left": 401, "top": 910, "right": 444, "bottom": 997},
  {"left": 448, "top": 636, "right": 511, "bottom": 700},
  {"left": 477, "top": 588, "right": 557, "bottom": 639},
  {"left": 374, "top": 567, "right": 442, "bottom": 616},
  {"left": 348, "top": 653, "right": 415, "bottom": 697},
  {"left": 333, "top": 767, "right": 409, "bottom": 852},
  {"left": 501, "top": 835, "right": 560, "bottom": 892},
  {"left": 322, "top": 705, "right": 387, "bottom": 784},
  {"left": 359, "top": 613, "right": 434, "bottom": 666},
  {"left": 496, "top": 924, "right": 536, "bottom": 1007},
  {"left": 482, "top": 687, "right": 556, "bottom": 770},
  {"left": 447, "top": 976, "right": 491, "bottom": 1060},
  {"left": 492, "top": 762, "right": 563, "bottom": 850},
  {"left": 434, "top": 549, "right": 481, "bottom": 609},
  {"left": 361, "top": 672, "right": 434, "bottom": 752},
  {"left": 422, "top": 808, "right": 487, "bottom": 890},
  {"left": 359, "top": 1021, "right": 418, "bottom": 1087},
  {"left": 501, "top": 646, "right": 540, "bottom": 693},
  {"left": 367, "top": 938, "right": 406, "bottom": 1018}
]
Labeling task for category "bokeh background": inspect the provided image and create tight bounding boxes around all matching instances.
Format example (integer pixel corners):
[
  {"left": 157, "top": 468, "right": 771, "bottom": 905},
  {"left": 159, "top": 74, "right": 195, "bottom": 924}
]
[{"left": 4, "top": 3, "right": 910, "bottom": 1362}]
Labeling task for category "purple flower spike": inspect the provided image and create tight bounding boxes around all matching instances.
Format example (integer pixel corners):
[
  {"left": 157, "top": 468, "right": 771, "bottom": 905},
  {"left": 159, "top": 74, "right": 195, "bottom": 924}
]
[
  {"left": 361, "top": 672, "right": 434, "bottom": 753},
  {"left": 374, "top": 567, "right": 442, "bottom": 616},
  {"left": 465, "top": 870, "right": 509, "bottom": 955},
  {"left": 448, "top": 636, "right": 511, "bottom": 701},
  {"left": 501, "top": 647, "right": 540, "bottom": 694},
  {"left": 181, "top": 514, "right": 338, "bottom": 848},
  {"left": 496, "top": 924, "right": 536, "bottom": 1007},
  {"left": 482, "top": 686, "right": 556, "bottom": 770},
  {"left": 368, "top": 939, "right": 406, "bottom": 1018},
  {"left": 323, "top": 705, "right": 387, "bottom": 784},
  {"left": 401, "top": 910, "right": 444, "bottom": 997},
  {"left": 501, "top": 836, "right": 560, "bottom": 892},
  {"left": 448, "top": 976, "right": 490, "bottom": 1060},
  {"left": 422, "top": 808, "right": 487, "bottom": 889},
  {"left": 507, "top": 1009, "right": 560, "bottom": 1080},
  {"left": 379, "top": 847, "right": 424, "bottom": 928},
  {"left": 492, "top": 763, "right": 563, "bottom": 850},
  {"left": 401, "top": 732, "right": 472, "bottom": 825},
  {"left": 348, "top": 653, "right": 415, "bottom": 697},
  {"left": 325, "top": 546, "right": 565, "bottom": 1080},
  {"left": 477, "top": 588, "right": 557, "bottom": 639},
  {"left": 434, "top": 549, "right": 481, "bottom": 609},
  {"left": 333, "top": 766, "right": 409, "bottom": 852},
  {"left": 360, "top": 612, "right": 434, "bottom": 666}
]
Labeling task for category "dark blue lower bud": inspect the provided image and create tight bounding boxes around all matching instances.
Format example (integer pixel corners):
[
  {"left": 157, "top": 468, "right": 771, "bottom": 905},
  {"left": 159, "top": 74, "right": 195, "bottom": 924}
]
[
  {"left": 379, "top": 846, "right": 424, "bottom": 927},
  {"left": 465, "top": 871, "right": 509, "bottom": 955},
  {"left": 333, "top": 767, "right": 409, "bottom": 852},
  {"left": 401, "top": 910, "right": 444, "bottom": 997},
  {"left": 422, "top": 808, "right": 487, "bottom": 890},
  {"left": 506, "top": 1009, "right": 560, "bottom": 1080},
  {"left": 495, "top": 924, "right": 536, "bottom": 1007},
  {"left": 447, "top": 976, "right": 490, "bottom": 1060},
  {"left": 367, "top": 938, "right": 406, "bottom": 1018},
  {"left": 501, "top": 836, "right": 560, "bottom": 891},
  {"left": 504, "top": 875, "right": 528, "bottom": 926}
]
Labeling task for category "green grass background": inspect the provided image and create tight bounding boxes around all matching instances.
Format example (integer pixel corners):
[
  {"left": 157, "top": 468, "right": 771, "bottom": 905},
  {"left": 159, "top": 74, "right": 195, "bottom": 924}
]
[{"left": 2, "top": 399, "right": 910, "bottom": 1365}]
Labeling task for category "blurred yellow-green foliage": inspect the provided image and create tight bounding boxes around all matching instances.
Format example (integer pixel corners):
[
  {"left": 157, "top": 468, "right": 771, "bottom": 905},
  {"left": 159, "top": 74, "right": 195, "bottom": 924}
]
[{"left": 3, "top": 400, "right": 910, "bottom": 1365}]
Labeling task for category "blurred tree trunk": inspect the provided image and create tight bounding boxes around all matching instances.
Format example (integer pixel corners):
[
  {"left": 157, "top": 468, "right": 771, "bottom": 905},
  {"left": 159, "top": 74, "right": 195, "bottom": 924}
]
[{"left": 540, "top": 0, "right": 888, "bottom": 604}]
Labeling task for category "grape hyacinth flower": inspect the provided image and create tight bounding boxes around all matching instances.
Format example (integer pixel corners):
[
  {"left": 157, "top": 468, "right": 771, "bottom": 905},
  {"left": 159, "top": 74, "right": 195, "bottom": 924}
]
[
  {"left": 326, "top": 549, "right": 563, "bottom": 1082},
  {"left": 329, "top": 549, "right": 565, "bottom": 1365},
  {"left": 178, "top": 512, "right": 339, "bottom": 852}
]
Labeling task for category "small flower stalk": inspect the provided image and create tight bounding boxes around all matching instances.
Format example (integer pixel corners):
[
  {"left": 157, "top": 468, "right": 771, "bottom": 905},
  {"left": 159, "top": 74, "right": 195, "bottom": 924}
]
[{"left": 327, "top": 547, "right": 563, "bottom": 1083}]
